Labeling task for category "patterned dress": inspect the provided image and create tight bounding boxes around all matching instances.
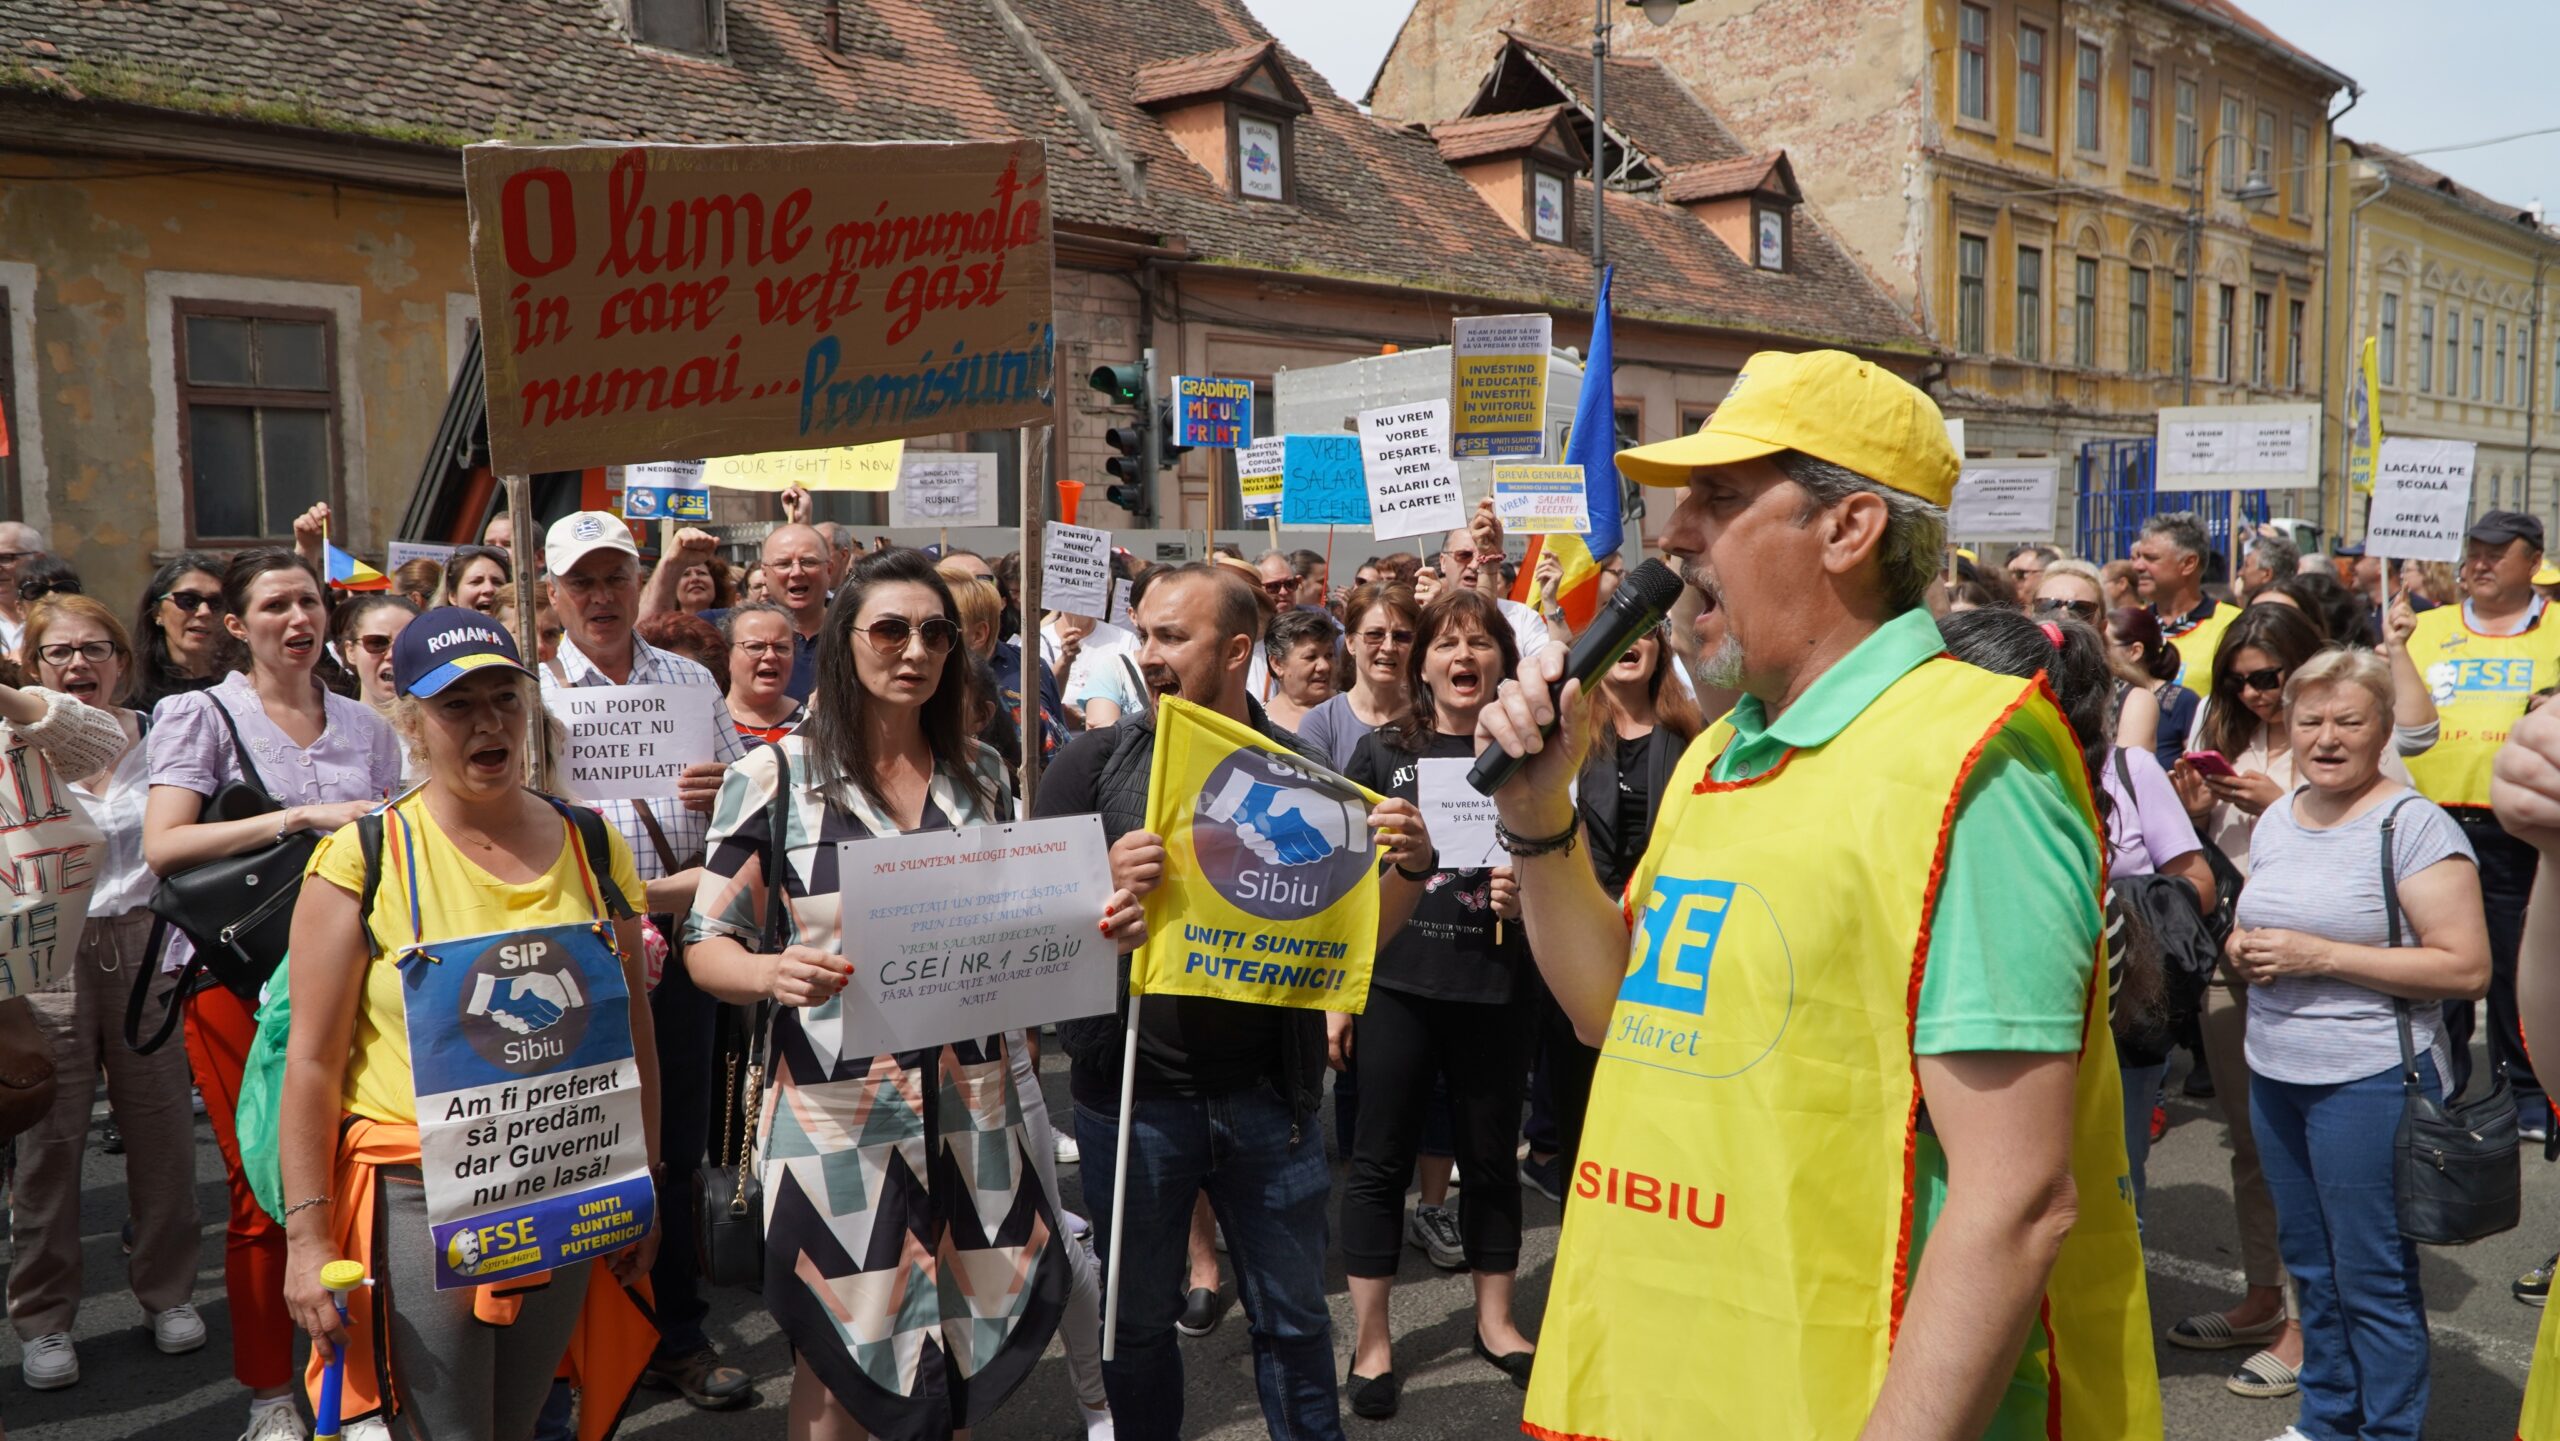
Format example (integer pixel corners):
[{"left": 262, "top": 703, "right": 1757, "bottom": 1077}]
[{"left": 686, "top": 735, "right": 1063, "bottom": 1439}]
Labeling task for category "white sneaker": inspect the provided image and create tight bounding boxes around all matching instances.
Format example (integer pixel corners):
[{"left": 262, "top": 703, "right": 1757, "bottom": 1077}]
[
  {"left": 1081, "top": 1401, "right": 1116, "bottom": 1440},
  {"left": 241, "top": 1401, "right": 311, "bottom": 1441},
  {"left": 347, "top": 1417, "right": 392, "bottom": 1441},
  {"left": 1053, "top": 1130, "right": 1081, "bottom": 1166},
  {"left": 21, "top": 1331, "right": 75, "bottom": 1390},
  {"left": 151, "top": 1302, "right": 208, "bottom": 1354},
  {"left": 2261, "top": 1429, "right": 2311, "bottom": 1441}
]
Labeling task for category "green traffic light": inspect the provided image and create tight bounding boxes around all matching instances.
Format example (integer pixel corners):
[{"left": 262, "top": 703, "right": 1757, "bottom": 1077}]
[{"left": 1087, "top": 362, "right": 1147, "bottom": 405}]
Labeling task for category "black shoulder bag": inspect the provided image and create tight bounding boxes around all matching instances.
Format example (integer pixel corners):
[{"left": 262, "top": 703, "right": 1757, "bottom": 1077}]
[
  {"left": 697, "top": 748, "right": 786, "bottom": 1289},
  {"left": 145, "top": 697, "right": 321, "bottom": 1000},
  {"left": 2383, "top": 799, "right": 2521, "bottom": 1245}
]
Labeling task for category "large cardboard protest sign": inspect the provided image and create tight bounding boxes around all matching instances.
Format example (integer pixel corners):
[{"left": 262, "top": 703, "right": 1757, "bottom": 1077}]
[
  {"left": 466, "top": 140, "right": 1056, "bottom": 475},
  {"left": 2365, "top": 438, "right": 2477, "bottom": 563}
]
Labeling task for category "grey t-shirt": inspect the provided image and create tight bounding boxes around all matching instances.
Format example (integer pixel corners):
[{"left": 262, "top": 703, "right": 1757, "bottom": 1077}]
[
  {"left": 2237, "top": 786, "right": 2475, "bottom": 1086},
  {"left": 1292, "top": 692, "right": 1379, "bottom": 775}
]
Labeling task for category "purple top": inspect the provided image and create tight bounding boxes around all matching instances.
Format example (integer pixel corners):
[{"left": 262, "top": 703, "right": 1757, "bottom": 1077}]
[
  {"left": 2100, "top": 744, "right": 2204, "bottom": 880},
  {"left": 147, "top": 671, "right": 402, "bottom": 972}
]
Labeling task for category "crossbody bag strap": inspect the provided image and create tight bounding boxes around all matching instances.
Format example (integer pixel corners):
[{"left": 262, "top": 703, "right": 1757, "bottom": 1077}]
[
  {"left": 748, "top": 746, "right": 791, "bottom": 1075},
  {"left": 207, "top": 689, "right": 279, "bottom": 804},
  {"left": 2380, "top": 795, "right": 2424, "bottom": 1091},
  {"left": 629, "top": 797, "right": 682, "bottom": 877}
]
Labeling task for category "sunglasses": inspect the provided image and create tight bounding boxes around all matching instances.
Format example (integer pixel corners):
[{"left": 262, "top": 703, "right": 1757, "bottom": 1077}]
[
  {"left": 164, "top": 589, "right": 225, "bottom": 614},
  {"left": 2032, "top": 597, "right": 2099, "bottom": 622},
  {"left": 1356, "top": 627, "right": 1417, "bottom": 646},
  {"left": 2232, "top": 666, "right": 2288, "bottom": 693},
  {"left": 859, "top": 616, "right": 960, "bottom": 656},
  {"left": 17, "top": 578, "right": 77, "bottom": 602},
  {"left": 1263, "top": 578, "right": 1298, "bottom": 596},
  {"left": 352, "top": 633, "right": 398, "bottom": 656},
  {"left": 34, "top": 641, "right": 116, "bottom": 666}
]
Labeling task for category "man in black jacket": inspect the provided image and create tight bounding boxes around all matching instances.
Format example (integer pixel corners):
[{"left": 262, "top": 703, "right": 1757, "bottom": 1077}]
[{"left": 1038, "top": 562, "right": 1389, "bottom": 1441}]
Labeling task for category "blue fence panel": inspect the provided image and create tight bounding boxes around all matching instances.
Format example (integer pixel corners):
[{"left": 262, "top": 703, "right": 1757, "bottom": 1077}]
[{"left": 2074, "top": 438, "right": 2267, "bottom": 573}]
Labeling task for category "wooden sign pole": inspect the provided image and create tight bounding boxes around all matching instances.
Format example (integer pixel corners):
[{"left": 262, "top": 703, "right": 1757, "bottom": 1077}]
[{"left": 505, "top": 472, "right": 546, "bottom": 792}]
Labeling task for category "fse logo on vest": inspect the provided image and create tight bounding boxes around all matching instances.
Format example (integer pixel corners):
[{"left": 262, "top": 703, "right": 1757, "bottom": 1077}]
[{"left": 1607, "top": 875, "right": 1793, "bottom": 1081}]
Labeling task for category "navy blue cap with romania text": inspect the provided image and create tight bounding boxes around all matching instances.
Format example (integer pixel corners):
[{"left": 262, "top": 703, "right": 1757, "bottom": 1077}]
[{"left": 393, "top": 606, "right": 536, "bottom": 698}]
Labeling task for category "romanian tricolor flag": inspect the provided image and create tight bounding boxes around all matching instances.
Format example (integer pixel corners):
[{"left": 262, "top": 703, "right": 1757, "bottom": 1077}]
[
  {"left": 1513, "top": 266, "right": 1623, "bottom": 633},
  {"left": 325, "top": 542, "right": 389, "bottom": 591}
]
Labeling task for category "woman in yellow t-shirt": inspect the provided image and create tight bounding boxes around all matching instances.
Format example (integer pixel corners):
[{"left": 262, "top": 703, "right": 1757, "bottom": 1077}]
[{"left": 275, "top": 608, "right": 660, "bottom": 1441}]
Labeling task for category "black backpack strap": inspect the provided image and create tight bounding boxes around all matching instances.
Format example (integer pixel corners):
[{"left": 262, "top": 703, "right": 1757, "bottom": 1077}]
[
  {"left": 356, "top": 813, "right": 387, "bottom": 955},
  {"left": 549, "top": 798, "right": 638, "bottom": 920},
  {"left": 121, "top": 916, "right": 191, "bottom": 1054}
]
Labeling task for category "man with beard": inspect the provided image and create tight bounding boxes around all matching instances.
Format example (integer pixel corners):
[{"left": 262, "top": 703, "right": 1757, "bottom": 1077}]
[
  {"left": 1037, "top": 562, "right": 1424, "bottom": 1441},
  {"left": 1479, "top": 351, "right": 2157, "bottom": 1440}
]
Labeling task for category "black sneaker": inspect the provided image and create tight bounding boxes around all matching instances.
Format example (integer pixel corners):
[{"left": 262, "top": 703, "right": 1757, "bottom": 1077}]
[
  {"left": 100, "top": 1120, "right": 122, "bottom": 1155},
  {"left": 1519, "top": 1154, "right": 1565, "bottom": 1204},
  {"left": 2517, "top": 1252, "right": 2558, "bottom": 1307},
  {"left": 1176, "top": 1285, "right": 1230, "bottom": 1337}
]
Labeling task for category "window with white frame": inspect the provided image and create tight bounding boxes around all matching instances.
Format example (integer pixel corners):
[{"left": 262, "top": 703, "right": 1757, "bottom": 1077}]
[{"left": 176, "top": 302, "right": 338, "bottom": 543}]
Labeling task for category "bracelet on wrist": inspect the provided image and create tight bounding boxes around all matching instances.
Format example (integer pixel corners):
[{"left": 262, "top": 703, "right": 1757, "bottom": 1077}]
[
  {"left": 282, "top": 1195, "right": 331, "bottom": 1220},
  {"left": 1393, "top": 849, "right": 1439, "bottom": 881},
  {"left": 1496, "top": 817, "right": 1580, "bottom": 858}
]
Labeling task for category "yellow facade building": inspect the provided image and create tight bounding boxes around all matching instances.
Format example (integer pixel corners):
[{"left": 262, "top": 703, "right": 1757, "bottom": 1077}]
[{"left": 2327, "top": 139, "right": 2560, "bottom": 537}]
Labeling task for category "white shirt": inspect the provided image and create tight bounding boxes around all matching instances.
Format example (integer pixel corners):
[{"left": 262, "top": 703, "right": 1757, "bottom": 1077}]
[
  {"left": 71, "top": 726, "right": 153, "bottom": 918},
  {"left": 541, "top": 633, "right": 749, "bottom": 884},
  {"left": 1499, "top": 598, "right": 1551, "bottom": 660}
]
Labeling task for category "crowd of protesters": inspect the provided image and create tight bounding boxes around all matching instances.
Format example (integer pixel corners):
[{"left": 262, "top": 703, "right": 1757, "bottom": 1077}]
[{"left": 10, "top": 355, "right": 2560, "bottom": 1441}]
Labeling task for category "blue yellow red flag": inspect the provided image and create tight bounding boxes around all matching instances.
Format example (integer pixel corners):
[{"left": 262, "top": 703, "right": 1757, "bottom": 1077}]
[
  {"left": 1514, "top": 267, "right": 1622, "bottom": 632},
  {"left": 1132, "top": 697, "right": 1384, "bottom": 1013},
  {"left": 326, "top": 542, "right": 390, "bottom": 591}
]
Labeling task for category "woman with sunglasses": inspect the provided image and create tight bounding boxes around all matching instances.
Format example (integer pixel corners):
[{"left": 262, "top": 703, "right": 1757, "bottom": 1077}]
[
  {"left": 142, "top": 549, "right": 401, "bottom": 1441},
  {"left": 1293, "top": 581, "right": 1420, "bottom": 774},
  {"left": 131, "top": 552, "right": 230, "bottom": 715},
  {"left": 684, "top": 548, "right": 1146, "bottom": 1439},
  {"left": 330, "top": 594, "right": 419, "bottom": 721},
  {"left": 15, "top": 557, "right": 78, "bottom": 610},
  {"left": 6, "top": 596, "right": 206, "bottom": 1394},
  {"left": 2037, "top": 561, "right": 2163, "bottom": 756}
]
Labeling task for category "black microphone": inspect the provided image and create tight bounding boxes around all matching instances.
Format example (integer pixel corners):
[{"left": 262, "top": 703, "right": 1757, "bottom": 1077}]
[{"left": 1469, "top": 557, "right": 1686, "bottom": 797}]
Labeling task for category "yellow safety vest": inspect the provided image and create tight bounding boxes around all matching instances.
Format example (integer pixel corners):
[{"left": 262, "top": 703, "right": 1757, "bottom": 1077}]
[
  {"left": 2164, "top": 600, "right": 2241, "bottom": 699},
  {"left": 2520, "top": 1302, "right": 2560, "bottom": 1439},
  {"left": 1521, "top": 657, "right": 2159, "bottom": 1441},
  {"left": 2404, "top": 603, "right": 2560, "bottom": 810}
]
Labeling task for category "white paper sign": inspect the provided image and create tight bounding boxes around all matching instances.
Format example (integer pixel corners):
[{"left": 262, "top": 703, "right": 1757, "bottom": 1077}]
[
  {"left": 386, "top": 541, "right": 457, "bottom": 574},
  {"left": 1239, "top": 437, "right": 1287, "bottom": 520},
  {"left": 1416, "top": 757, "right": 1504, "bottom": 871},
  {"left": 889, "top": 452, "right": 998, "bottom": 527},
  {"left": 831, "top": 816, "right": 1119, "bottom": 1055},
  {"left": 2365, "top": 438, "right": 2478, "bottom": 563},
  {"left": 1042, "top": 521, "right": 1113, "bottom": 618},
  {"left": 555, "top": 684, "right": 719, "bottom": 801},
  {"left": 1358, "top": 399, "right": 1466, "bottom": 542},
  {"left": 1492, "top": 464, "right": 1590, "bottom": 535},
  {"left": 2155, "top": 404, "right": 2322, "bottom": 491},
  {"left": 1948, "top": 463, "right": 2060, "bottom": 542},
  {"left": 1108, "top": 578, "right": 1135, "bottom": 626}
]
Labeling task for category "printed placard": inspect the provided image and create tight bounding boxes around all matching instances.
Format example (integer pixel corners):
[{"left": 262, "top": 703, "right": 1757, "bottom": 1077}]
[
  {"left": 1239, "top": 437, "right": 1286, "bottom": 520},
  {"left": 1492, "top": 464, "right": 1589, "bottom": 535},
  {"left": 619, "top": 460, "right": 711, "bottom": 522},
  {"left": 410, "top": 923, "right": 652, "bottom": 1290},
  {"left": 1280, "top": 435, "right": 1370, "bottom": 526},
  {"left": 1416, "top": 757, "right": 1502, "bottom": 870},
  {"left": 888, "top": 451, "right": 997, "bottom": 527},
  {"left": 1042, "top": 521, "right": 1112, "bottom": 618},
  {"left": 705, "top": 441, "right": 903, "bottom": 493},
  {"left": 1948, "top": 463, "right": 2060, "bottom": 542},
  {"left": 386, "top": 541, "right": 457, "bottom": 575},
  {"left": 2365, "top": 438, "right": 2478, "bottom": 563},
  {"left": 1174, "top": 376, "right": 1253, "bottom": 449},
  {"left": 831, "top": 816, "right": 1118, "bottom": 1055},
  {"left": 1451, "top": 314, "right": 1551, "bottom": 458},
  {"left": 1358, "top": 400, "right": 1465, "bottom": 542},
  {"left": 556, "top": 684, "right": 718, "bottom": 801},
  {"left": 2154, "top": 404, "right": 2321, "bottom": 491},
  {"left": 465, "top": 140, "right": 1054, "bottom": 474}
]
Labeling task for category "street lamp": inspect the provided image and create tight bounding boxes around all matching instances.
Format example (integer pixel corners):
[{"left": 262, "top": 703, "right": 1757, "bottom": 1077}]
[
  {"left": 2180, "top": 129, "right": 2278, "bottom": 404},
  {"left": 1590, "top": 0, "right": 1694, "bottom": 295}
]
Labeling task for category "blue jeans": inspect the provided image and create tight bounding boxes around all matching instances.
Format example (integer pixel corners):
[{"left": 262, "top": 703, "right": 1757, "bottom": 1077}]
[
  {"left": 2251, "top": 1060, "right": 2436, "bottom": 1441},
  {"left": 1076, "top": 1086, "right": 1344, "bottom": 1441},
  {"left": 2119, "top": 1060, "right": 2170, "bottom": 1221}
]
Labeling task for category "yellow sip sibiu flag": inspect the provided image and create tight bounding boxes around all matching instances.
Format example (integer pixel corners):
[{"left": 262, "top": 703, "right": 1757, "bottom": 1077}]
[{"left": 1133, "top": 697, "right": 1384, "bottom": 1014}]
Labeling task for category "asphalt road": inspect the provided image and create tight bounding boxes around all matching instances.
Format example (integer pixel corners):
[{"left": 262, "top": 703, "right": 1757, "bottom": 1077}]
[{"left": 8, "top": 1046, "right": 2554, "bottom": 1440}]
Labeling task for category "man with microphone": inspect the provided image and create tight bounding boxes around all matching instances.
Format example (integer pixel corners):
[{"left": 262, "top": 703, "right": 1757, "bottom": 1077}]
[{"left": 1478, "top": 351, "right": 2157, "bottom": 1439}]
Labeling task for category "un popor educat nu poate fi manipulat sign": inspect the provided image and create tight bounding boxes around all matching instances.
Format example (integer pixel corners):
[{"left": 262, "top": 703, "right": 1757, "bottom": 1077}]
[{"left": 464, "top": 139, "right": 1058, "bottom": 475}]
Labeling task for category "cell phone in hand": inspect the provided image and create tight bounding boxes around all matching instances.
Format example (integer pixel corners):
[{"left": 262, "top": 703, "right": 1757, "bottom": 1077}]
[{"left": 2181, "top": 750, "right": 2239, "bottom": 779}]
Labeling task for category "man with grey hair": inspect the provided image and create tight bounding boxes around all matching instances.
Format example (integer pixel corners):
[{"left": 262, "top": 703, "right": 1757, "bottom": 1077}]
[
  {"left": 0, "top": 522, "right": 44, "bottom": 653},
  {"left": 1478, "top": 350, "right": 2155, "bottom": 1438},
  {"left": 2236, "top": 528, "right": 2299, "bottom": 605},
  {"left": 2002, "top": 543, "right": 2061, "bottom": 608},
  {"left": 2131, "top": 510, "right": 2239, "bottom": 696}
]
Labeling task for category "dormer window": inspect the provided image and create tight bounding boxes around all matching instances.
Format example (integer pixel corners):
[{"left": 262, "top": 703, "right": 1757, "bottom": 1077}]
[
  {"left": 1663, "top": 150, "right": 1802, "bottom": 273},
  {"left": 1136, "top": 41, "right": 1312, "bottom": 204},
  {"left": 1430, "top": 106, "right": 1588, "bottom": 246},
  {"left": 630, "top": 0, "right": 722, "bottom": 56}
]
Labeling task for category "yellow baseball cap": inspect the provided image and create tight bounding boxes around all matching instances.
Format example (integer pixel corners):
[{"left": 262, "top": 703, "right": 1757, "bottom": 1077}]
[
  {"left": 2535, "top": 559, "right": 2560, "bottom": 586},
  {"left": 1615, "top": 349, "right": 1960, "bottom": 507}
]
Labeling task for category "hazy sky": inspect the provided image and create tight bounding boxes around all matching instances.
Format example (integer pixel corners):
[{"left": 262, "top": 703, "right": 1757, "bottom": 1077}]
[{"left": 1245, "top": 0, "right": 2559, "bottom": 210}]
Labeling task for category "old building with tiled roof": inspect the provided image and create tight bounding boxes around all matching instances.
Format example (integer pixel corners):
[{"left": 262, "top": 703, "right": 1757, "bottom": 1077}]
[
  {"left": 1374, "top": 0, "right": 2362, "bottom": 555},
  {"left": 0, "top": 0, "right": 1926, "bottom": 597}
]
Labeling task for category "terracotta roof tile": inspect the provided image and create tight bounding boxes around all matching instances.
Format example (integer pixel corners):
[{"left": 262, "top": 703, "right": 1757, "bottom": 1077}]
[
  {"left": 1661, "top": 151, "right": 1791, "bottom": 203},
  {"left": 2348, "top": 138, "right": 2554, "bottom": 233},
  {"left": 1496, "top": 30, "right": 1751, "bottom": 169},
  {"left": 1131, "top": 40, "right": 1289, "bottom": 110},
  {"left": 1429, "top": 104, "right": 1574, "bottom": 163}
]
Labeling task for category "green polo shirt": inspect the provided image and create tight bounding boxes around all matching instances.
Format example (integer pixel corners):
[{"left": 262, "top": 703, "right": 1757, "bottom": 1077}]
[{"left": 1714, "top": 608, "right": 2100, "bottom": 1441}]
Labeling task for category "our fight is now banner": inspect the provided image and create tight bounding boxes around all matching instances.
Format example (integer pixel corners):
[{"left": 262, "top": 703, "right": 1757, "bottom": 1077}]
[
  {"left": 1132, "top": 698, "right": 1382, "bottom": 1013},
  {"left": 409, "top": 922, "right": 653, "bottom": 1290}
]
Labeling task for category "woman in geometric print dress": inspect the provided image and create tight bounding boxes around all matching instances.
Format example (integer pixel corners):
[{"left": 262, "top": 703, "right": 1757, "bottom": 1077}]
[{"left": 685, "top": 548, "right": 1151, "bottom": 1439}]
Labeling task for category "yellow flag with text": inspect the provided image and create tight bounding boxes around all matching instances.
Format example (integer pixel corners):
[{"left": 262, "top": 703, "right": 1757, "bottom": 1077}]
[
  {"left": 2348, "top": 335, "right": 2383, "bottom": 494},
  {"left": 1133, "top": 697, "right": 1383, "bottom": 1013}
]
